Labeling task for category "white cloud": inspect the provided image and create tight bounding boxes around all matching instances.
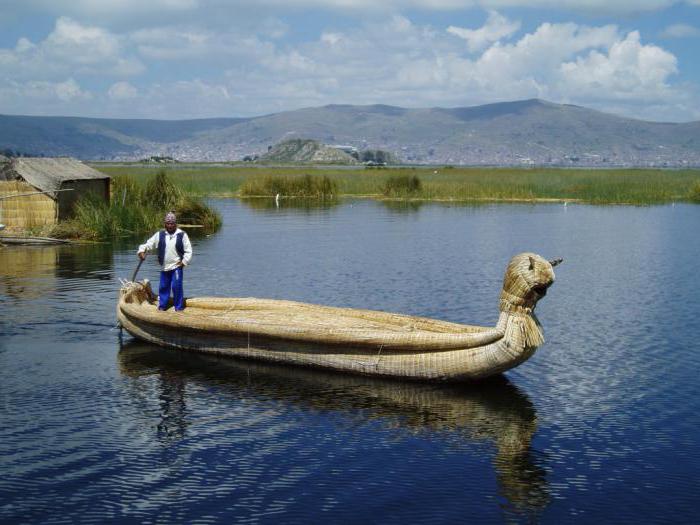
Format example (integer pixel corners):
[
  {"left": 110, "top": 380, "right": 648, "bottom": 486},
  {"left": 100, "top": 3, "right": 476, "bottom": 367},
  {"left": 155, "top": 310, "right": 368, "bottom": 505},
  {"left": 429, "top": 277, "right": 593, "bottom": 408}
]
[
  {"left": 108, "top": 81, "right": 138, "bottom": 100},
  {"left": 448, "top": 11, "right": 521, "bottom": 52},
  {"left": 210, "top": 18, "right": 687, "bottom": 120},
  {"left": 559, "top": 31, "right": 678, "bottom": 100},
  {"left": 131, "top": 27, "right": 216, "bottom": 59},
  {"left": 53, "top": 78, "right": 91, "bottom": 101},
  {"left": 660, "top": 23, "right": 700, "bottom": 38},
  {"left": 111, "top": 79, "right": 233, "bottom": 119},
  {"left": 0, "top": 11, "right": 696, "bottom": 121},
  {"left": 0, "top": 17, "right": 145, "bottom": 79},
  {"left": 320, "top": 32, "right": 343, "bottom": 45},
  {"left": 0, "top": 78, "right": 92, "bottom": 112},
  {"left": 45, "top": 17, "right": 121, "bottom": 64}
]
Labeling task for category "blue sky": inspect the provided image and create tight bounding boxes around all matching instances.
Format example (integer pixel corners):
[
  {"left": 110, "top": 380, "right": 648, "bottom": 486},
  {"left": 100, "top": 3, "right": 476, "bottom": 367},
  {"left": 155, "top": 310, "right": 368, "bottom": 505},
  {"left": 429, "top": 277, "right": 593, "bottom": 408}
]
[{"left": 1, "top": 1, "right": 700, "bottom": 121}]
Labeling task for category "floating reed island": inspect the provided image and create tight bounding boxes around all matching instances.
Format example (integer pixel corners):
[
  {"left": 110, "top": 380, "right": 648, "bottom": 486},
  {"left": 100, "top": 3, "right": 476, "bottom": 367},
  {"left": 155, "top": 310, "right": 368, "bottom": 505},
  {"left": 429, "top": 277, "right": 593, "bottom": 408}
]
[{"left": 117, "top": 253, "right": 561, "bottom": 381}]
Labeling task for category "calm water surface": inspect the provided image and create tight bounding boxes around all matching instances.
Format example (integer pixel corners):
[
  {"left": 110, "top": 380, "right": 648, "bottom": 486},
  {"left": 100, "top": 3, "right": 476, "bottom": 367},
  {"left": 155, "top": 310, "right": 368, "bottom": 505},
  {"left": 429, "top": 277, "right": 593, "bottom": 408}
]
[{"left": 1, "top": 199, "right": 698, "bottom": 523}]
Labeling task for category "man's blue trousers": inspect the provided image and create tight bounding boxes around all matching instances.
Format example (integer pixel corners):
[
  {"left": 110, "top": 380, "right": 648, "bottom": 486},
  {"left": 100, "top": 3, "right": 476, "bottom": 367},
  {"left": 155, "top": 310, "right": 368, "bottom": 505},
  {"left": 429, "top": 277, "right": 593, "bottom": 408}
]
[{"left": 159, "top": 267, "right": 184, "bottom": 310}]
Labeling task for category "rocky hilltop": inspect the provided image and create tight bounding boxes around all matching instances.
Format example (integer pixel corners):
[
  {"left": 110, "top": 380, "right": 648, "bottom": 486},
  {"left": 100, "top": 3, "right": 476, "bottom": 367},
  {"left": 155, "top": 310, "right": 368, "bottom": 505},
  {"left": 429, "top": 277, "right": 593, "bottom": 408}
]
[
  {"left": 258, "top": 139, "right": 358, "bottom": 164},
  {"left": 1, "top": 99, "right": 699, "bottom": 167}
]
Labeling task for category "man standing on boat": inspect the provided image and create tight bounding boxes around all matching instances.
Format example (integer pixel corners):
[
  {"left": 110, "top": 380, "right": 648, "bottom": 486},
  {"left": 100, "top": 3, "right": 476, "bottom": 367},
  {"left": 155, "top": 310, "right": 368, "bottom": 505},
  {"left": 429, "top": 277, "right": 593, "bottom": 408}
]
[{"left": 137, "top": 212, "right": 193, "bottom": 311}]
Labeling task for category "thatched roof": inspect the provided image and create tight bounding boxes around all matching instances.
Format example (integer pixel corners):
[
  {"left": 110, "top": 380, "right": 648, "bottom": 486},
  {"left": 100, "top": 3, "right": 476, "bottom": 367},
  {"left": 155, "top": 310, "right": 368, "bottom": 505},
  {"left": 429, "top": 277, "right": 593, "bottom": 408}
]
[{"left": 0, "top": 157, "right": 108, "bottom": 193}]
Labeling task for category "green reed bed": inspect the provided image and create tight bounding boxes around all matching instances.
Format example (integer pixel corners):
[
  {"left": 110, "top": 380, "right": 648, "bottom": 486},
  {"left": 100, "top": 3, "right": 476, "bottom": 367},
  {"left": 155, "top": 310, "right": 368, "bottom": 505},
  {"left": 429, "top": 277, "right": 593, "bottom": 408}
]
[
  {"left": 53, "top": 170, "right": 221, "bottom": 240},
  {"left": 383, "top": 174, "right": 422, "bottom": 197},
  {"left": 239, "top": 174, "right": 337, "bottom": 198},
  {"left": 91, "top": 165, "right": 700, "bottom": 205}
]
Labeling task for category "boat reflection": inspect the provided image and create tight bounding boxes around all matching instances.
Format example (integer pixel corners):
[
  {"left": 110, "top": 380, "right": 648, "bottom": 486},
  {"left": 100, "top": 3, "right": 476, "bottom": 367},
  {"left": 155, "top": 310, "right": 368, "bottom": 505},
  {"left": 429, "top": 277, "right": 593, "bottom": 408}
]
[{"left": 118, "top": 340, "right": 550, "bottom": 515}]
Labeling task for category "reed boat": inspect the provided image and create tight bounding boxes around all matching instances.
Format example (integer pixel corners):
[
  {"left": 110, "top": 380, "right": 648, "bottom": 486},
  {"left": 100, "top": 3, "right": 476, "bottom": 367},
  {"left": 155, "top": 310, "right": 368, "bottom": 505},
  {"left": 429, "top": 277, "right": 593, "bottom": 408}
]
[{"left": 117, "top": 252, "right": 561, "bottom": 381}]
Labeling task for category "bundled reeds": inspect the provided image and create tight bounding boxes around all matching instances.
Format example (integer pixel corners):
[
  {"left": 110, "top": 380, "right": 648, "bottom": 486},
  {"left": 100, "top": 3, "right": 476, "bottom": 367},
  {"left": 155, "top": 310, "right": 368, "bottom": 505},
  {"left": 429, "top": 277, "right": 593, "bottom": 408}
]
[{"left": 0, "top": 181, "right": 56, "bottom": 229}]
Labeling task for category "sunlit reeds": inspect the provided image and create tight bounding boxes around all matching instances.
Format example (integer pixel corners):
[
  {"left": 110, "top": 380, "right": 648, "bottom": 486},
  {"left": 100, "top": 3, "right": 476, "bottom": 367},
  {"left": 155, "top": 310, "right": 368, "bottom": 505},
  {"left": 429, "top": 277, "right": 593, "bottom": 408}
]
[
  {"left": 92, "top": 164, "right": 700, "bottom": 205},
  {"left": 239, "top": 174, "right": 337, "bottom": 199},
  {"left": 52, "top": 170, "right": 221, "bottom": 240},
  {"left": 0, "top": 181, "right": 57, "bottom": 229},
  {"left": 383, "top": 174, "right": 422, "bottom": 197}
]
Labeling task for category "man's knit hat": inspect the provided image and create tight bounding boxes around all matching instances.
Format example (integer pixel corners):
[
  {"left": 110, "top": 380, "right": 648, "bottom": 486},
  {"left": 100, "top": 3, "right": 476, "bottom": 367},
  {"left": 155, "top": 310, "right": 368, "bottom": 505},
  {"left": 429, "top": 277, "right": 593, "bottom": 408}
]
[{"left": 164, "top": 212, "right": 176, "bottom": 223}]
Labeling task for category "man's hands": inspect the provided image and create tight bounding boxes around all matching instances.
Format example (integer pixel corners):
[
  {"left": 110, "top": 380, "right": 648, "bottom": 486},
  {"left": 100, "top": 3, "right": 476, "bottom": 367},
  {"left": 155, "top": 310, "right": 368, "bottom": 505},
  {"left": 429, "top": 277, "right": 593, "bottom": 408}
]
[{"left": 138, "top": 252, "right": 146, "bottom": 261}]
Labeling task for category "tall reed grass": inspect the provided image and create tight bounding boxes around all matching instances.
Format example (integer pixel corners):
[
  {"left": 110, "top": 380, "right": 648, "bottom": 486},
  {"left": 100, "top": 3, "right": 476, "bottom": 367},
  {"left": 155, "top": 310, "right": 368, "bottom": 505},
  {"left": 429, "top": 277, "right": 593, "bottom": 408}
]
[
  {"left": 689, "top": 182, "right": 700, "bottom": 203},
  {"left": 53, "top": 170, "right": 221, "bottom": 240},
  {"left": 383, "top": 174, "right": 422, "bottom": 197},
  {"left": 92, "top": 164, "right": 700, "bottom": 205},
  {"left": 239, "top": 174, "right": 337, "bottom": 199}
]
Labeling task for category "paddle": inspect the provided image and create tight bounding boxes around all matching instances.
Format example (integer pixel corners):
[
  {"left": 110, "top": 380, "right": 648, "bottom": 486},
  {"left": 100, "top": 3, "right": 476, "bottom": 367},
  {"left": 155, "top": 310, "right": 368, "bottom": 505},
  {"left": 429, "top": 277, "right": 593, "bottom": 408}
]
[{"left": 131, "top": 256, "right": 144, "bottom": 282}]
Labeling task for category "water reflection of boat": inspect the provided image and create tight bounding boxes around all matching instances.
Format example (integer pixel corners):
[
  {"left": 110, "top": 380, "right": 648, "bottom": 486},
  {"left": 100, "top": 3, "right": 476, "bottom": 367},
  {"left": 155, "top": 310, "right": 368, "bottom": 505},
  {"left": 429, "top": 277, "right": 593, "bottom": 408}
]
[
  {"left": 118, "top": 253, "right": 560, "bottom": 381},
  {"left": 118, "top": 340, "right": 550, "bottom": 514}
]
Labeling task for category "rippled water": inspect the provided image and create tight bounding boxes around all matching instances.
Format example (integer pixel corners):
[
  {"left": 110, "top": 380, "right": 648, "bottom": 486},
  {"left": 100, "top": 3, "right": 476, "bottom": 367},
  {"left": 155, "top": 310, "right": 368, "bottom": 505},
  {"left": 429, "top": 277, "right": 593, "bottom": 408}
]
[{"left": 1, "top": 199, "right": 698, "bottom": 523}]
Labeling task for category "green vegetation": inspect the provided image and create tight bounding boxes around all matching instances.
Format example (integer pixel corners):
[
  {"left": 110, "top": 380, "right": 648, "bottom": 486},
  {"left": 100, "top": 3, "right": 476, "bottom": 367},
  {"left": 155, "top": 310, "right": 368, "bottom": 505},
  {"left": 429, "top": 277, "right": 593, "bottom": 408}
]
[
  {"left": 689, "top": 181, "right": 700, "bottom": 203},
  {"left": 92, "top": 164, "right": 700, "bottom": 205},
  {"left": 239, "top": 174, "right": 337, "bottom": 199},
  {"left": 383, "top": 174, "right": 422, "bottom": 197},
  {"left": 53, "top": 170, "right": 221, "bottom": 240}
]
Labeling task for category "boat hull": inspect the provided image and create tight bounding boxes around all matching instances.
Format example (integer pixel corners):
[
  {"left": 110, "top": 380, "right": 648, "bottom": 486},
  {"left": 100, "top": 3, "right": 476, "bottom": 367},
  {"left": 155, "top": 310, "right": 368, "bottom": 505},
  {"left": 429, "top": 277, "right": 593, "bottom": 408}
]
[{"left": 117, "top": 284, "right": 539, "bottom": 382}]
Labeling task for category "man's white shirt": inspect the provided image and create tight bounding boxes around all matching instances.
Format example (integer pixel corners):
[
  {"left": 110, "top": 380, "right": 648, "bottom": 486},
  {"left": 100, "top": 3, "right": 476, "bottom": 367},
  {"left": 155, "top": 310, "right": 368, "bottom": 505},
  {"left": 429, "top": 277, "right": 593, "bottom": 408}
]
[{"left": 138, "top": 228, "right": 193, "bottom": 271}]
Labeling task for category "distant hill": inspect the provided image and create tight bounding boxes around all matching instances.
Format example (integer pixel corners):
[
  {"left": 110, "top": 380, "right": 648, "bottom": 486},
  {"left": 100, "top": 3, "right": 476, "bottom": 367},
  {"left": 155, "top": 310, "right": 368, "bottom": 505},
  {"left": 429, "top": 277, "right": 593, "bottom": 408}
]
[
  {"left": 259, "top": 139, "right": 358, "bottom": 164},
  {"left": 2, "top": 99, "right": 700, "bottom": 167}
]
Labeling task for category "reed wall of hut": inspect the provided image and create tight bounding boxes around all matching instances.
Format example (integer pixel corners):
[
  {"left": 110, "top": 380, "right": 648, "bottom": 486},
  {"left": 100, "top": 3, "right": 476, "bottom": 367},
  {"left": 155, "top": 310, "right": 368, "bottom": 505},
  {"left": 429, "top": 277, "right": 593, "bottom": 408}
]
[
  {"left": 0, "top": 180, "right": 57, "bottom": 228},
  {"left": 0, "top": 157, "right": 109, "bottom": 226}
]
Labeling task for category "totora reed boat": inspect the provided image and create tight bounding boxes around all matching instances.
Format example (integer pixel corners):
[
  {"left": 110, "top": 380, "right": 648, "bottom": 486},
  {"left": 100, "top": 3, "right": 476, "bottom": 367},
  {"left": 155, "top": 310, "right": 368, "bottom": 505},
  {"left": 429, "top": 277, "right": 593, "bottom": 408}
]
[{"left": 117, "top": 252, "right": 561, "bottom": 382}]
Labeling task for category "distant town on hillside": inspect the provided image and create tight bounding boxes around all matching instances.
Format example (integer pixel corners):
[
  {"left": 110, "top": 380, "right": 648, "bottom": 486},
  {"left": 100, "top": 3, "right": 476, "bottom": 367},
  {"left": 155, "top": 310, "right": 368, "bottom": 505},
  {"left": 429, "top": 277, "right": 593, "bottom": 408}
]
[{"left": 1, "top": 99, "right": 699, "bottom": 167}]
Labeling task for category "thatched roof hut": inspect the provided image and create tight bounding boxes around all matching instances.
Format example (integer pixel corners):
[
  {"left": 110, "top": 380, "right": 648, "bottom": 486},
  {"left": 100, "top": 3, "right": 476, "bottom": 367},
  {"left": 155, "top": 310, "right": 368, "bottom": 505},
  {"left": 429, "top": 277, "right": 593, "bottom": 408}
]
[{"left": 0, "top": 157, "right": 110, "bottom": 228}]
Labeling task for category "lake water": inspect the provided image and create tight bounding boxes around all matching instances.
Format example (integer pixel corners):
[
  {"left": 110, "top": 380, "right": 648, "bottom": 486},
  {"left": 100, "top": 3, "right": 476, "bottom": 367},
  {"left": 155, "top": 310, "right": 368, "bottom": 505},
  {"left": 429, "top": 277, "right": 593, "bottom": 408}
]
[{"left": 1, "top": 199, "right": 698, "bottom": 523}]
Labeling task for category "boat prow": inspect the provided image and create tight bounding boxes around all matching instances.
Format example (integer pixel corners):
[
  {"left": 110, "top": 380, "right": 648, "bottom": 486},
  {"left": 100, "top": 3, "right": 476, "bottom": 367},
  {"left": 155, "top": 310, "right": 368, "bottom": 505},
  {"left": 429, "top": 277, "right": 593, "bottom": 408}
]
[{"left": 117, "top": 253, "right": 560, "bottom": 381}]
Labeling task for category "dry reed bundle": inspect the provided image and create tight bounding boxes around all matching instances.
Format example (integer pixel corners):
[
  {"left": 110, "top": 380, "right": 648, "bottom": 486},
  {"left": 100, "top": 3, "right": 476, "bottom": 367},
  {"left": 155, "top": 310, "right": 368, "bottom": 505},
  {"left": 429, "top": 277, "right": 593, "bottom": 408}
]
[
  {"left": 118, "top": 253, "right": 560, "bottom": 381},
  {"left": 0, "top": 181, "right": 56, "bottom": 229}
]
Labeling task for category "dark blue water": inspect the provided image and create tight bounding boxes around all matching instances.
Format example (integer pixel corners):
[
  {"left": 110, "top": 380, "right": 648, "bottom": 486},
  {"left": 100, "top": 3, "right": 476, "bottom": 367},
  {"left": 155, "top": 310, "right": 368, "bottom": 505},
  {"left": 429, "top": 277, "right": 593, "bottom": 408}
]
[{"left": 1, "top": 199, "right": 698, "bottom": 523}]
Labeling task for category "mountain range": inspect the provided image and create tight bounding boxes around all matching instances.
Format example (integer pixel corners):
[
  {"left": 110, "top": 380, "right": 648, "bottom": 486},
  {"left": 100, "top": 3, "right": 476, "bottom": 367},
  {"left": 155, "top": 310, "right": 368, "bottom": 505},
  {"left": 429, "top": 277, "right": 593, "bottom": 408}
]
[{"left": 1, "top": 99, "right": 699, "bottom": 167}]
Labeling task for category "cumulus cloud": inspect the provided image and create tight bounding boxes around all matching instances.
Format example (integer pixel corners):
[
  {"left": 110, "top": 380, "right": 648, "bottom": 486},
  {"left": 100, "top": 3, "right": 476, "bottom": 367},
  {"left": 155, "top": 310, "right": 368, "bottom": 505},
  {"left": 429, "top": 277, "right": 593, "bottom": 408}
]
[
  {"left": 0, "top": 17, "right": 144, "bottom": 79},
  {"left": 53, "top": 78, "right": 92, "bottom": 101},
  {"left": 108, "top": 81, "right": 138, "bottom": 100},
  {"left": 660, "top": 23, "right": 700, "bottom": 38},
  {"left": 0, "top": 78, "right": 92, "bottom": 115},
  {"left": 211, "top": 17, "right": 687, "bottom": 120},
  {"left": 559, "top": 32, "right": 678, "bottom": 100},
  {"left": 0, "top": 11, "right": 696, "bottom": 121},
  {"left": 447, "top": 11, "right": 521, "bottom": 52}
]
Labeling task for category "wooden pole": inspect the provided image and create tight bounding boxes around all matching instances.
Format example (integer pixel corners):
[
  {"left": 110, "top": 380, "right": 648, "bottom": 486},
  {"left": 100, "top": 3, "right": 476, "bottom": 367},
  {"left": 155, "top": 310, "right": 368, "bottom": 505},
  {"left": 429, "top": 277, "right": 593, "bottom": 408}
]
[{"left": 0, "top": 188, "right": 74, "bottom": 201}]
